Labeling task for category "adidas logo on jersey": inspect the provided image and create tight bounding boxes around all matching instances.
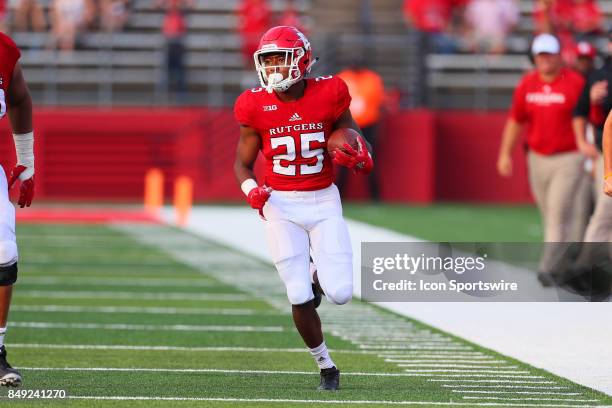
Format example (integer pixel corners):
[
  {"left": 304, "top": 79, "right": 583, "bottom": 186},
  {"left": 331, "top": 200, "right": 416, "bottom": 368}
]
[{"left": 289, "top": 113, "right": 302, "bottom": 122}]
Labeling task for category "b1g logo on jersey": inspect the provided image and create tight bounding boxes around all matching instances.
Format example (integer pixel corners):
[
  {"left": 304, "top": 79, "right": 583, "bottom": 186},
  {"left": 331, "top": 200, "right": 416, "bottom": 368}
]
[{"left": 263, "top": 105, "right": 278, "bottom": 112}]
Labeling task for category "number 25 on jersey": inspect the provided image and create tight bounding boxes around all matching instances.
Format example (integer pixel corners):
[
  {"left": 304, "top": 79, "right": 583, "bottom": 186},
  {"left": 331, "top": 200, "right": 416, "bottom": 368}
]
[{"left": 271, "top": 132, "right": 325, "bottom": 176}]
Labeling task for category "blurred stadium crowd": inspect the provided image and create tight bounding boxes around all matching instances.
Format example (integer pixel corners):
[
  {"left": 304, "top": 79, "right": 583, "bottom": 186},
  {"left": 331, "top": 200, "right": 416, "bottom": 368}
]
[{"left": 0, "top": 0, "right": 608, "bottom": 108}]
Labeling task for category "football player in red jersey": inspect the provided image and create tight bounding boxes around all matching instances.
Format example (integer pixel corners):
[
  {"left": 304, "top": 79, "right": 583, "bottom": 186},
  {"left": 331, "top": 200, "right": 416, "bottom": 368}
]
[
  {"left": 234, "top": 26, "right": 373, "bottom": 391},
  {"left": 0, "top": 32, "right": 36, "bottom": 387}
]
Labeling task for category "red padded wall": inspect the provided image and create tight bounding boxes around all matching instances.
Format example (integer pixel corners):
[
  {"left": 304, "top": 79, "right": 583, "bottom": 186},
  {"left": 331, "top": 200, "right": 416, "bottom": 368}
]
[{"left": 0, "top": 108, "right": 533, "bottom": 203}]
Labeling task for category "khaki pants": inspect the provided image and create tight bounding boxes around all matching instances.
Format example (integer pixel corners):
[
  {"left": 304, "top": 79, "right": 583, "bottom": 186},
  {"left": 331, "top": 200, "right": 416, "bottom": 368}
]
[
  {"left": 584, "top": 156, "right": 612, "bottom": 242},
  {"left": 528, "top": 151, "right": 585, "bottom": 274},
  {"left": 572, "top": 168, "right": 595, "bottom": 242}
]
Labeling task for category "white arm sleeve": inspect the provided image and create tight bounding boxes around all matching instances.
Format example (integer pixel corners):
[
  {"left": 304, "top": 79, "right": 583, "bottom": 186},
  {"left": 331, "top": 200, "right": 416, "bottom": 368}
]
[
  {"left": 13, "top": 131, "right": 35, "bottom": 179},
  {"left": 241, "top": 178, "right": 258, "bottom": 196}
]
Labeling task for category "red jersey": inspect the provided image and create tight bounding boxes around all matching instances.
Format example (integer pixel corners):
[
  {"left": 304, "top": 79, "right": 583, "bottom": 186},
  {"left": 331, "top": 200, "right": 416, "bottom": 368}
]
[
  {"left": 571, "top": 1, "right": 602, "bottom": 34},
  {"left": 509, "top": 68, "right": 584, "bottom": 155},
  {"left": 234, "top": 75, "right": 351, "bottom": 191},
  {"left": 0, "top": 33, "right": 20, "bottom": 120},
  {"left": 403, "top": 0, "right": 453, "bottom": 33}
]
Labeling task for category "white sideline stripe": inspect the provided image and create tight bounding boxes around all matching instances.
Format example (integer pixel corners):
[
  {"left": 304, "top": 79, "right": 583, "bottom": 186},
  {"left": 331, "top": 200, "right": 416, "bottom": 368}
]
[
  {"left": 8, "top": 343, "right": 376, "bottom": 355},
  {"left": 430, "top": 379, "right": 556, "bottom": 384},
  {"left": 367, "top": 341, "right": 457, "bottom": 347},
  {"left": 454, "top": 390, "right": 581, "bottom": 396},
  {"left": 463, "top": 396, "right": 599, "bottom": 402},
  {"left": 350, "top": 334, "right": 459, "bottom": 346},
  {"left": 59, "top": 396, "right": 607, "bottom": 407},
  {"left": 18, "top": 367, "right": 422, "bottom": 377},
  {"left": 20, "top": 277, "right": 217, "bottom": 287},
  {"left": 10, "top": 305, "right": 281, "bottom": 316},
  {"left": 399, "top": 374, "right": 546, "bottom": 378},
  {"left": 360, "top": 345, "right": 473, "bottom": 351},
  {"left": 60, "top": 396, "right": 606, "bottom": 407},
  {"left": 395, "top": 364, "right": 513, "bottom": 369},
  {"left": 380, "top": 354, "right": 494, "bottom": 360},
  {"left": 403, "top": 369, "right": 529, "bottom": 374},
  {"left": 10, "top": 322, "right": 284, "bottom": 332},
  {"left": 386, "top": 359, "right": 504, "bottom": 364},
  {"left": 351, "top": 337, "right": 454, "bottom": 342},
  {"left": 444, "top": 385, "right": 569, "bottom": 390},
  {"left": 378, "top": 350, "right": 485, "bottom": 355},
  {"left": 15, "top": 290, "right": 252, "bottom": 302}
]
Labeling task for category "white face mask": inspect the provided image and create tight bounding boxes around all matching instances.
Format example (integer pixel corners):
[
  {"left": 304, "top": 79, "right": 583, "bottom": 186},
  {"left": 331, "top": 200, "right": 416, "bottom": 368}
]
[{"left": 254, "top": 48, "right": 305, "bottom": 93}]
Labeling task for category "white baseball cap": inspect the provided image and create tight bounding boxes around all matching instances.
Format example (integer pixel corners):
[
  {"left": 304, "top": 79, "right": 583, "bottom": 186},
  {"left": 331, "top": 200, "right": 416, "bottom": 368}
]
[{"left": 531, "top": 34, "right": 560, "bottom": 55}]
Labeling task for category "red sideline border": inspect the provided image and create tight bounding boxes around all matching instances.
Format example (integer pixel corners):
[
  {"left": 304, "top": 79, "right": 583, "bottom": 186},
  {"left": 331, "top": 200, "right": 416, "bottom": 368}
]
[{"left": 16, "top": 209, "right": 160, "bottom": 224}]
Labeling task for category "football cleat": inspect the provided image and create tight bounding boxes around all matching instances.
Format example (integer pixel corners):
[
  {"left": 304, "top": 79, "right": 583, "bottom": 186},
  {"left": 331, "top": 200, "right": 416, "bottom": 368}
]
[
  {"left": 318, "top": 366, "right": 340, "bottom": 391},
  {"left": 0, "top": 346, "right": 22, "bottom": 387}
]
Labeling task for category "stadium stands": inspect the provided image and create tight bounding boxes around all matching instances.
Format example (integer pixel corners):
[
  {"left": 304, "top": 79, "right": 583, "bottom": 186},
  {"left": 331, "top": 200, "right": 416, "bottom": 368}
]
[{"left": 7, "top": 0, "right": 612, "bottom": 108}]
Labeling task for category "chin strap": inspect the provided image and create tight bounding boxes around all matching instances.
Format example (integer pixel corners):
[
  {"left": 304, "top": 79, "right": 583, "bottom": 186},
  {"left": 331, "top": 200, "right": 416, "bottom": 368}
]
[{"left": 305, "top": 56, "right": 319, "bottom": 74}]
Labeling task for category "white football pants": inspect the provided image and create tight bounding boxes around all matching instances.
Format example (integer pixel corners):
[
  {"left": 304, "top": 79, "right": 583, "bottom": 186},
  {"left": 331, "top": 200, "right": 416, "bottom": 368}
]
[
  {"left": 0, "top": 166, "right": 18, "bottom": 267},
  {"left": 262, "top": 184, "right": 353, "bottom": 306}
]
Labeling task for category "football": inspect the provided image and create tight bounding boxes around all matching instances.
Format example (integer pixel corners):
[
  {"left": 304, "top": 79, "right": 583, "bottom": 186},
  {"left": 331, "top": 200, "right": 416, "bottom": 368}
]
[{"left": 327, "top": 128, "right": 360, "bottom": 155}]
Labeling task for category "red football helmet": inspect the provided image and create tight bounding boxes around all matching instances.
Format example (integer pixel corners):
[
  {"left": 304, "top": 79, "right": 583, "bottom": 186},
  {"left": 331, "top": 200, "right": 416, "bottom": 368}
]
[{"left": 253, "top": 26, "right": 315, "bottom": 93}]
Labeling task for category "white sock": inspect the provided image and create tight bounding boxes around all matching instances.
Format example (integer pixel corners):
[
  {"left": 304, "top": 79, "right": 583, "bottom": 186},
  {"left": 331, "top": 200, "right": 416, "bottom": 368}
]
[
  {"left": 0, "top": 327, "right": 6, "bottom": 348},
  {"left": 309, "top": 341, "right": 335, "bottom": 370}
]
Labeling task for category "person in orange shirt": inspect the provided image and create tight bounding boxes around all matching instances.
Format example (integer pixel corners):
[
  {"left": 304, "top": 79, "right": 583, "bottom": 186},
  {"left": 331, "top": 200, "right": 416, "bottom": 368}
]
[{"left": 337, "top": 62, "right": 384, "bottom": 200}]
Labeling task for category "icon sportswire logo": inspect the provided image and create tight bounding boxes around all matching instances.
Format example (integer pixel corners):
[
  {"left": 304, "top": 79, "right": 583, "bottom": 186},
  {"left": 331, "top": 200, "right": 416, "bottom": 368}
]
[{"left": 289, "top": 113, "right": 302, "bottom": 122}]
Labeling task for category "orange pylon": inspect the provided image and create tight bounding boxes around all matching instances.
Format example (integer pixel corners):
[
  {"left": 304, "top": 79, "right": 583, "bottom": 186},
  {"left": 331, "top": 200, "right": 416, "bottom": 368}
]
[
  {"left": 174, "top": 175, "right": 193, "bottom": 226},
  {"left": 144, "top": 168, "right": 164, "bottom": 215}
]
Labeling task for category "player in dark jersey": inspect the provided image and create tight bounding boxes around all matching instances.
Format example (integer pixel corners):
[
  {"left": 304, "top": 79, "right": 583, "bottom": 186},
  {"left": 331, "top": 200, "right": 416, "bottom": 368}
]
[
  {"left": 0, "top": 32, "right": 36, "bottom": 387},
  {"left": 234, "top": 26, "right": 373, "bottom": 390}
]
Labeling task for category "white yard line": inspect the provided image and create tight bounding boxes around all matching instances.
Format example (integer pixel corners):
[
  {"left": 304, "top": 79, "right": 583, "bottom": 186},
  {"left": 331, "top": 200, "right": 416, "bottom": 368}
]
[
  {"left": 379, "top": 353, "right": 491, "bottom": 358},
  {"left": 445, "top": 385, "right": 569, "bottom": 390},
  {"left": 462, "top": 396, "right": 599, "bottom": 402},
  {"left": 16, "top": 290, "right": 252, "bottom": 301},
  {"left": 10, "top": 305, "right": 280, "bottom": 316},
  {"left": 385, "top": 359, "right": 504, "bottom": 364},
  {"left": 10, "top": 322, "right": 284, "bottom": 332},
  {"left": 358, "top": 345, "right": 473, "bottom": 350},
  {"left": 398, "top": 374, "right": 547, "bottom": 378},
  {"left": 383, "top": 356, "right": 495, "bottom": 361},
  {"left": 378, "top": 351, "right": 487, "bottom": 355},
  {"left": 453, "top": 390, "right": 581, "bottom": 396},
  {"left": 8, "top": 343, "right": 376, "bottom": 354},
  {"left": 402, "top": 369, "right": 529, "bottom": 374},
  {"left": 59, "top": 396, "right": 608, "bottom": 407},
  {"left": 18, "top": 367, "right": 417, "bottom": 377},
  {"left": 19, "top": 276, "right": 217, "bottom": 287},
  {"left": 394, "top": 364, "right": 512, "bottom": 369},
  {"left": 430, "top": 379, "right": 556, "bottom": 384}
]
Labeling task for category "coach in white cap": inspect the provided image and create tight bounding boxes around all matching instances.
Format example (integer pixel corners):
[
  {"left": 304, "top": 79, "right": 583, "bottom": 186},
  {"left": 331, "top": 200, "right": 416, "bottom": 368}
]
[{"left": 497, "top": 33, "right": 586, "bottom": 286}]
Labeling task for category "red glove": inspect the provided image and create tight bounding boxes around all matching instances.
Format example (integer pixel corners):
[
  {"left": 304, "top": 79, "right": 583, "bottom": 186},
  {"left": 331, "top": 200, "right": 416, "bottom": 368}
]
[
  {"left": 332, "top": 136, "right": 374, "bottom": 175},
  {"left": 8, "top": 165, "right": 35, "bottom": 208},
  {"left": 247, "top": 186, "right": 271, "bottom": 210}
]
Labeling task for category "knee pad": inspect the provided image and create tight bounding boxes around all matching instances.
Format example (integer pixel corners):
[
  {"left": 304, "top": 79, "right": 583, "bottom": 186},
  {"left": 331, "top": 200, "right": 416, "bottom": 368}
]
[
  {"left": 276, "top": 256, "right": 313, "bottom": 306},
  {"left": 0, "top": 241, "right": 17, "bottom": 267},
  {"left": 326, "top": 283, "right": 353, "bottom": 305},
  {"left": 0, "top": 262, "right": 17, "bottom": 286}
]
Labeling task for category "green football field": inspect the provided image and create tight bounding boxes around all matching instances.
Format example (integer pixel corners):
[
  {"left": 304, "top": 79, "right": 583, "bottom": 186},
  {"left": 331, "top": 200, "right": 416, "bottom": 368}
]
[
  {"left": 1, "top": 206, "right": 610, "bottom": 407},
  {"left": 343, "top": 204, "right": 543, "bottom": 242}
]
